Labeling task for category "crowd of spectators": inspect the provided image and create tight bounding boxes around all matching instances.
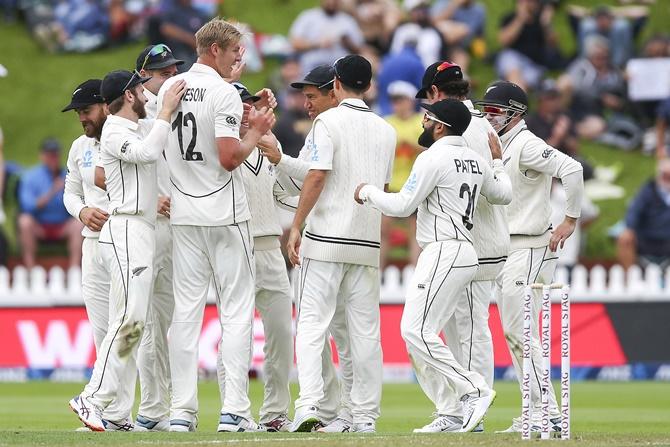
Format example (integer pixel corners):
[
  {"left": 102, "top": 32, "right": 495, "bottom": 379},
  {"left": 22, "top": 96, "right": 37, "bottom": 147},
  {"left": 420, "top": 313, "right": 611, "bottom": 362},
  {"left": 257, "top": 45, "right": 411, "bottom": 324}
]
[{"left": 1, "top": 0, "right": 669, "bottom": 269}]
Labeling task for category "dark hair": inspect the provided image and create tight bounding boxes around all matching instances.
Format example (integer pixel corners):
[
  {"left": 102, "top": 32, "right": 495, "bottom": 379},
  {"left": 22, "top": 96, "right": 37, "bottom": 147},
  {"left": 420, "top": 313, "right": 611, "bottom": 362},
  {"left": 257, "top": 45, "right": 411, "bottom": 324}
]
[
  {"left": 107, "top": 95, "right": 125, "bottom": 114},
  {"left": 436, "top": 79, "right": 470, "bottom": 98},
  {"left": 338, "top": 82, "right": 368, "bottom": 95}
]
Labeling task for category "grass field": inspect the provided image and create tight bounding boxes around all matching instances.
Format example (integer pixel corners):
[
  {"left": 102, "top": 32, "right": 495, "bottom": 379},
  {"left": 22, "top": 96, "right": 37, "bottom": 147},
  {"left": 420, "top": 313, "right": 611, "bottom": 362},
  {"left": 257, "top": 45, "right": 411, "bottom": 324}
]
[{"left": 0, "top": 381, "right": 668, "bottom": 446}]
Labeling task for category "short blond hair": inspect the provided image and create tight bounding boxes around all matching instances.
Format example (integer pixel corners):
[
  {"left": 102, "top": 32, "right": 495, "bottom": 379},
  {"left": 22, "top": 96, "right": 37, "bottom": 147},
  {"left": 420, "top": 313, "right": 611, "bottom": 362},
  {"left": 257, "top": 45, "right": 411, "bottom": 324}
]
[{"left": 195, "top": 18, "right": 242, "bottom": 56}]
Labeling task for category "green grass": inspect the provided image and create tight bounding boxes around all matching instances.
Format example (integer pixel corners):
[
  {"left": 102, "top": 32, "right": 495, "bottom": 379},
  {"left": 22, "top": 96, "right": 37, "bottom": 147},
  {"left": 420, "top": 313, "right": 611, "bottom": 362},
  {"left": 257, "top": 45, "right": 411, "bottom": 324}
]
[
  {"left": 0, "top": 381, "right": 668, "bottom": 446},
  {"left": 1, "top": 0, "right": 669, "bottom": 260}
]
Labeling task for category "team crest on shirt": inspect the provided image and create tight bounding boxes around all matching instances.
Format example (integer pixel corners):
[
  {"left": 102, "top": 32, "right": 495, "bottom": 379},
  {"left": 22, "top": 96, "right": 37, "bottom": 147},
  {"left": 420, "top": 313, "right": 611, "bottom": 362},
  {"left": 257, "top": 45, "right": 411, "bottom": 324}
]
[
  {"left": 308, "top": 138, "right": 318, "bottom": 162},
  {"left": 82, "top": 149, "right": 93, "bottom": 168},
  {"left": 541, "top": 148, "right": 554, "bottom": 159},
  {"left": 121, "top": 141, "right": 130, "bottom": 153},
  {"left": 225, "top": 116, "right": 238, "bottom": 126},
  {"left": 403, "top": 172, "right": 418, "bottom": 192}
]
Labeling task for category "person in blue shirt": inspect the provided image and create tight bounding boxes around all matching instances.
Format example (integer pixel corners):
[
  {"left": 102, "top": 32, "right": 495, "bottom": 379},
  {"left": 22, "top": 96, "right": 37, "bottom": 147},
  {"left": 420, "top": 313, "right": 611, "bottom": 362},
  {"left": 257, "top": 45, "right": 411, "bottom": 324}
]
[
  {"left": 617, "top": 159, "right": 670, "bottom": 269},
  {"left": 18, "top": 138, "right": 83, "bottom": 268},
  {"left": 376, "top": 42, "right": 424, "bottom": 116}
]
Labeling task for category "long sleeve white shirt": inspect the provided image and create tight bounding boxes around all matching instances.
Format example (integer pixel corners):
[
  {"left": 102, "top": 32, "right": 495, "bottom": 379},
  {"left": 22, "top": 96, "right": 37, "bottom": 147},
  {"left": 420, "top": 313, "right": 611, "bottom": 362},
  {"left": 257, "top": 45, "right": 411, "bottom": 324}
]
[{"left": 359, "top": 135, "right": 512, "bottom": 249}]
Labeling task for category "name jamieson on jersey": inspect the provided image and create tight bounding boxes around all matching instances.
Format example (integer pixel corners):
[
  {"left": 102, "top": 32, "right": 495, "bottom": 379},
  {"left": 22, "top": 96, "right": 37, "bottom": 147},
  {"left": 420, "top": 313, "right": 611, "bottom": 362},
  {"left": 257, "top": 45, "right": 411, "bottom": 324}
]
[
  {"left": 454, "top": 159, "right": 482, "bottom": 175},
  {"left": 182, "top": 87, "right": 206, "bottom": 102}
]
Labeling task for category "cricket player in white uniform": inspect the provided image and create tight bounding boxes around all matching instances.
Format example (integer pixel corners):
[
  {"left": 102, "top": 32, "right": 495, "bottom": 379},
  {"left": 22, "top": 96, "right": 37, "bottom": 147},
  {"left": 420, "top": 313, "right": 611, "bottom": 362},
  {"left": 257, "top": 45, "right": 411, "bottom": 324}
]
[
  {"left": 286, "top": 55, "right": 395, "bottom": 434},
  {"left": 63, "top": 80, "right": 137, "bottom": 429},
  {"left": 412, "top": 62, "right": 510, "bottom": 433},
  {"left": 355, "top": 99, "right": 512, "bottom": 432},
  {"left": 259, "top": 65, "right": 355, "bottom": 432},
  {"left": 68, "top": 69, "right": 186, "bottom": 432},
  {"left": 476, "top": 81, "right": 583, "bottom": 434},
  {"left": 131, "top": 44, "right": 184, "bottom": 432},
  {"left": 218, "top": 82, "right": 294, "bottom": 432},
  {"left": 157, "top": 19, "right": 275, "bottom": 432}
]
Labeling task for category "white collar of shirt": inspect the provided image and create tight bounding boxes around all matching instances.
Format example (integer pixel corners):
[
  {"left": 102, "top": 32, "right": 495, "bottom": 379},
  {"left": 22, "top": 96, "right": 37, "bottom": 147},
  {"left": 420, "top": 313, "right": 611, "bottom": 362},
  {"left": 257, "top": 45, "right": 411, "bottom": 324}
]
[
  {"left": 144, "top": 87, "right": 157, "bottom": 105},
  {"left": 500, "top": 119, "right": 527, "bottom": 145},
  {"left": 189, "top": 62, "right": 223, "bottom": 78},
  {"left": 107, "top": 114, "right": 139, "bottom": 131},
  {"left": 434, "top": 135, "right": 466, "bottom": 148},
  {"left": 338, "top": 98, "right": 369, "bottom": 109}
]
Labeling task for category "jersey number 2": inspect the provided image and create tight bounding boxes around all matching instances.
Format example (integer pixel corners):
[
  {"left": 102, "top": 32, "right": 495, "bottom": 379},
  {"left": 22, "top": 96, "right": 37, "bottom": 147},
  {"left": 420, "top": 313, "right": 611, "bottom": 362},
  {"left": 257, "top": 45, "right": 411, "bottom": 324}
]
[
  {"left": 459, "top": 183, "right": 477, "bottom": 230},
  {"left": 172, "top": 112, "right": 203, "bottom": 161}
]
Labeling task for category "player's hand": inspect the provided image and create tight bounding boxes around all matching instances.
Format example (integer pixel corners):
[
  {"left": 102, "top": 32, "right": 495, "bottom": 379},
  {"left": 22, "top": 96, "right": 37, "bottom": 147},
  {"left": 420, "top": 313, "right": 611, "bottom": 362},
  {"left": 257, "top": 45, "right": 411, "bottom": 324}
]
[
  {"left": 287, "top": 226, "right": 302, "bottom": 266},
  {"left": 161, "top": 80, "right": 187, "bottom": 114},
  {"left": 487, "top": 132, "right": 502, "bottom": 160},
  {"left": 354, "top": 183, "right": 368, "bottom": 204},
  {"left": 258, "top": 133, "right": 281, "bottom": 164},
  {"left": 79, "top": 206, "right": 109, "bottom": 232},
  {"left": 249, "top": 106, "right": 276, "bottom": 135},
  {"left": 550, "top": 217, "right": 577, "bottom": 251},
  {"left": 254, "top": 88, "right": 277, "bottom": 110},
  {"left": 241, "top": 103, "right": 252, "bottom": 128},
  {"left": 225, "top": 47, "right": 246, "bottom": 83},
  {"left": 157, "top": 195, "right": 171, "bottom": 218}
]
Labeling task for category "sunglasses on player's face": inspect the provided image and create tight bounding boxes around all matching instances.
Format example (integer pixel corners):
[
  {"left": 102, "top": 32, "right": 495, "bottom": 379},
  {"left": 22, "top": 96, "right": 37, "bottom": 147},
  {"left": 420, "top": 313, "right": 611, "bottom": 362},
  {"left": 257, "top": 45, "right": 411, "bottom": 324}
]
[
  {"left": 483, "top": 105, "right": 505, "bottom": 115},
  {"left": 139, "top": 44, "right": 173, "bottom": 72}
]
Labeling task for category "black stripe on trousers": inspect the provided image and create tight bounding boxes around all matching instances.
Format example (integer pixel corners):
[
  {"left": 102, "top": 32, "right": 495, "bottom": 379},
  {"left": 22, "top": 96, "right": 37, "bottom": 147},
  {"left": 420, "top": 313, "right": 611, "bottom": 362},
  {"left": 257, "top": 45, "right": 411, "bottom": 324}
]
[
  {"left": 296, "top": 259, "right": 311, "bottom": 321},
  {"left": 420, "top": 243, "right": 480, "bottom": 396},
  {"left": 91, "top": 219, "right": 130, "bottom": 398},
  {"left": 466, "top": 282, "right": 474, "bottom": 371}
]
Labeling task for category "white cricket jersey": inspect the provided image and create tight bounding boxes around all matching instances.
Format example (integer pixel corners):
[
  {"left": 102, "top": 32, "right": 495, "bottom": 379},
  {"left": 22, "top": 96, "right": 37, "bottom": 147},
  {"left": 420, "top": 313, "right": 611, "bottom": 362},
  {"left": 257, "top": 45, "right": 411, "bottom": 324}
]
[
  {"left": 359, "top": 135, "right": 512, "bottom": 249},
  {"left": 500, "top": 120, "right": 584, "bottom": 249},
  {"left": 240, "top": 147, "right": 295, "bottom": 242},
  {"left": 302, "top": 98, "right": 396, "bottom": 267},
  {"left": 144, "top": 87, "right": 171, "bottom": 198},
  {"left": 462, "top": 100, "right": 510, "bottom": 280},
  {"left": 98, "top": 115, "right": 170, "bottom": 226},
  {"left": 64, "top": 134, "right": 110, "bottom": 238},
  {"left": 158, "top": 63, "right": 250, "bottom": 226}
]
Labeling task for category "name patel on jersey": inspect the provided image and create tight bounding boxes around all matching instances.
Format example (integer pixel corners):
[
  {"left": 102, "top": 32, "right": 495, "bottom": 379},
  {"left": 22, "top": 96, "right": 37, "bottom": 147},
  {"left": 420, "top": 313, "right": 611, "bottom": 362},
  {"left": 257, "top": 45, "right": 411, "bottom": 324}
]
[
  {"left": 182, "top": 87, "right": 206, "bottom": 102},
  {"left": 454, "top": 159, "right": 482, "bottom": 175}
]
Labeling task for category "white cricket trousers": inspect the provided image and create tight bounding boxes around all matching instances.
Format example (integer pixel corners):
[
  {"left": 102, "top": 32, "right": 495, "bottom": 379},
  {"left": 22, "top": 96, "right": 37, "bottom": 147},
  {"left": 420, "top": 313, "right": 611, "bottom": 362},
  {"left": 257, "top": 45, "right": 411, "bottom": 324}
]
[
  {"left": 83, "top": 217, "right": 155, "bottom": 411},
  {"left": 401, "top": 240, "right": 489, "bottom": 406},
  {"left": 217, "top": 244, "right": 293, "bottom": 423},
  {"left": 137, "top": 216, "right": 174, "bottom": 421},
  {"left": 169, "top": 223, "right": 255, "bottom": 423},
  {"left": 295, "top": 259, "right": 382, "bottom": 424},
  {"left": 430, "top": 279, "right": 496, "bottom": 416},
  {"left": 497, "top": 246, "right": 560, "bottom": 419}
]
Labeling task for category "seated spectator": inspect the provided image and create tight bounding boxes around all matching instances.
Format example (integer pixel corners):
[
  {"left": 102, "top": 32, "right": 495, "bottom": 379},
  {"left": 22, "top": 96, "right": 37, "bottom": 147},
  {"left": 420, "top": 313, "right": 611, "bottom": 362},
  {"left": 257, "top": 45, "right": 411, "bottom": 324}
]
[
  {"left": 344, "top": 0, "right": 401, "bottom": 54},
  {"left": 289, "top": 0, "right": 364, "bottom": 74},
  {"left": 273, "top": 88, "right": 311, "bottom": 159},
  {"left": 655, "top": 96, "right": 670, "bottom": 159},
  {"left": 18, "top": 138, "right": 83, "bottom": 269},
  {"left": 376, "top": 40, "right": 424, "bottom": 116},
  {"left": 559, "top": 35, "right": 629, "bottom": 143},
  {"left": 155, "top": 0, "right": 207, "bottom": 69},
  {"left": 33, "top": 0, "right": 109, "bottom": 53},
  {"left": 267, "top": 54, "right": 302, "bottom": 111},
  {"left": 617, "top": 159, "right": 670, "bottom": 270},
  {"left": 629, "top": 34, "right": 670, "bottom": 132},
  {"left": 382, "top": 80, "right": 423, "bottom": 267},
  {"left": 495, "top": 0, "right": 563, "bottom": 91},
  {"left": 389, "top": 0, "right": 446, "bottom": 68},
  {"left": 567, "top": 4, "right": 646, "bottom": 68},
  {"left": 431, "top": 0, "right": 487, "bottom": 72},
  {"left": 526, "top": 80, "right": 593, "bottom": 180}
]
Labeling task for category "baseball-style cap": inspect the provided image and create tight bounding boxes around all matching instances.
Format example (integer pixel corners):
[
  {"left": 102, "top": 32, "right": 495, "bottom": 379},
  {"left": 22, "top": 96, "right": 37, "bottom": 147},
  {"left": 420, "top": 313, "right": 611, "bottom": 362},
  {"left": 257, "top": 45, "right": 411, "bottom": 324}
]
[
  {"left": 416, "top": 61, "right": 463, "bottom": 99},
  {"left": 100, "top": 70, "right": 151, "bottom": 104},
  {"left": 41, "top": 137, "right": 62, "bottom": 153},
  {"left": 479, "top": 80, "right": 528, "bottom": 114},
  {"left": 388, "top": 80, "right": 418, "bottom": 99},
  {"left": 233, "top": 82, "right": 260, "bottom": 103},
  {"left": 420, "top": 99, "right": 472, "bottom": 136},
  {"left": 334, "top": 55, "right": 372, "bottom": 90},
  {"left": 290, "top": 64, "right": 336, "bottom": 89},
  {"left": 136, "top": 44, "right": 184, "bottom": 71},
  {"left": 61, "top": 79, "right": 105, "bottom": 112}
]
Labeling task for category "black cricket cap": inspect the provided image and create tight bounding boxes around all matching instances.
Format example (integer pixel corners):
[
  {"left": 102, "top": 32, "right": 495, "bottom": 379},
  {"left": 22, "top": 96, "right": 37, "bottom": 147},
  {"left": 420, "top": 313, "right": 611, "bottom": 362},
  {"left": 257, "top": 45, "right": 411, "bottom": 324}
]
[
  {"left": 421, "top": 99, "right": 472, "bottom": 136},
  {"left": 233, "top": 82, "right": 260, "bottom": 103},
  {"left": 480, "top": 80, "right": 528, "bottom": 114},
  {"left": 100, "top": 70, "right": 151, "bottom": 104},
  {"left": 416, "top": 61, "right": 464, "bottom": 99},
  {"left": 290, "top": 64, "right": 336, "bottom": 89},
  {"left": 333, "top": 55, "right": 372, "bottom": 90},
  {"left": 61, "top": 79, "right": 105, "bottom": 112},
  {"left": 136, "top": 44, "right": 184, "bottom": 71}
]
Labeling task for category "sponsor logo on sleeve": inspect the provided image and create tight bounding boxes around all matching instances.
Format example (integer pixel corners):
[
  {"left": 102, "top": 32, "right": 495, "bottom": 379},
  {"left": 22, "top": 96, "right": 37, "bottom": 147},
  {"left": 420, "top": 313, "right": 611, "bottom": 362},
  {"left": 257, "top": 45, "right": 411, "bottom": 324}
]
[
  {"left": 541, "top": 148, "right": 554, "bottom": 159},
  {"left": 225, "top": 116, "right": 238, "bottom": 126},
  {"left": 120, "top": 141, "right": 130, "bottom": 154}
]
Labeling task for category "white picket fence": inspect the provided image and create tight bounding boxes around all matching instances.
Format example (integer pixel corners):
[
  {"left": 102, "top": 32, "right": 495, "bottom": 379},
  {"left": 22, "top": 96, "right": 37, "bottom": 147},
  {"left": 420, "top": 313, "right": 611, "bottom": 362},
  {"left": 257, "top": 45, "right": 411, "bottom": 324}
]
[{"left": 1, "top": 264, "right": 669, "bottom": 307}]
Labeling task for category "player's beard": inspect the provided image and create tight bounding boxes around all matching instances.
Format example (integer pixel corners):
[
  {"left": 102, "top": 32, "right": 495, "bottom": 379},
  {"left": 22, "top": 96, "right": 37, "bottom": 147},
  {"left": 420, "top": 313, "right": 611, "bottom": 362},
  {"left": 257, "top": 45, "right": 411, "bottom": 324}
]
[
  {"left": 417, "top": 127, "right": 435, "bottom": 148},
  {"left": 132, "top": 97, "right": 147, "bottom": 119}
]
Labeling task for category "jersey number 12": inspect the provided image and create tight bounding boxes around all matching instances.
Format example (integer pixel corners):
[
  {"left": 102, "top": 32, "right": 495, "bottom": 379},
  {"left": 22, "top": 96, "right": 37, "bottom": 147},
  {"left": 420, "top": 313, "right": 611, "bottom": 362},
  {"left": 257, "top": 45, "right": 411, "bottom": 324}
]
[{"left": 172, "top": 112, "right": 203, "bottom": 161}]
